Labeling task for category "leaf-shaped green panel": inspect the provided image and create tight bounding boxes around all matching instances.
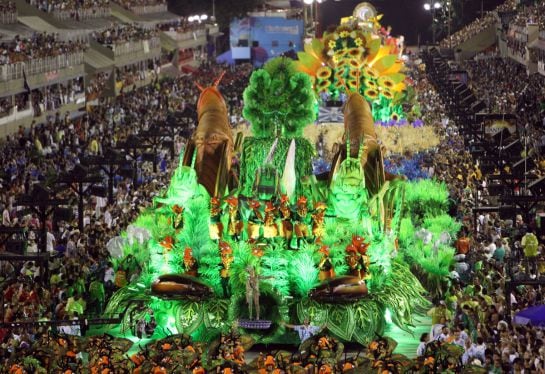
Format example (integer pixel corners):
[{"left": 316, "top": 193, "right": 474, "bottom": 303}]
[
  {"left": 296, "top": 299, "right": 328, "bottom": 326},
  {"left": 327, "top": 304, "right": 355, "bottom": 341},
  {"left": 203, "top": 299, "right": 230, "bottom": 329},
  {"left": 175, "top": 301, "right": 203, "bottom": 335},
  {"left": 376, "top": 55, "right": 397, "bottom": 71}
]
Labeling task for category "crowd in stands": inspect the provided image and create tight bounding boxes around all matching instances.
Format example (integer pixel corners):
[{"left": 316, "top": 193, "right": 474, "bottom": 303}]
[
  {"left": 464, "top": 56, "right": 545, "bottom": 159},
  {"left": 416, "top": 47, "right": 545, "bottom": 372},
  {"left": 91, "top": 24, "right": 158, "bottom": 48},
  {"left": 0, "top": 33, "right": 86, "bottom": 66},
  {"left": 439, "top": 0, "right": 516, "bottom": 48},
  {"left": 511, "top": 0, "right": 545, "bottom": 27},
  {"left": 0, "top": 64, "right": 252, "bottom": 364},
  {"left": 27, "top": 0, "right": 110, "bottom": 20},
  {"left": 86, "top": 72, "right": 110, "bottom": 101}
]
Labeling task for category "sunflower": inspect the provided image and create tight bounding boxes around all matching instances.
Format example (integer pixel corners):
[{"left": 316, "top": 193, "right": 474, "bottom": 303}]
[
  {"left": 378, "top": 76, "right": 395, "bottom": 89},
  {"left": 349, "top": 69, "right": 359, "bottom": 79},
  {"left": 328, "top": 39, "right": 337, "bottom": 49},
  {"left": 318, "top": 79, "right": 330, "bottom": 89},
  {"left": 364, "top": 88, "right": 378, "bottom": 100},
  {"left": 365, "top": 79, "right": 377, "bottom": 88},
  {"left": 365, "top": 67, "right": 378, "bottom": 78},
  {"left": 349, "top": 59, "right": 362, "bottom": 69},
  {"left": 354, "top": 37, "right": 364, "bottom": 47},
  {"left": 317, "top": 66, "right": 332, "bottom": 80},
  {"left": 391, "top": 112, "right": 400, "bottom": 121},
  {"left": 339, "top": 30, "right": 349, "bottom": 38},
  {"left": 334, "top": 79, "right": 345, "bottom": 89},
  {"left": 347, "top": 79, "right": 358, "bottom": 90},
  {"left": 348, "top": 47, "right": 363, "bottom": 58},
  {"left": 381, "top": 89, "right": 394, "bottom": 100},
  {"left": 334, "top": 49, "right": 346, "bottom": 60}
]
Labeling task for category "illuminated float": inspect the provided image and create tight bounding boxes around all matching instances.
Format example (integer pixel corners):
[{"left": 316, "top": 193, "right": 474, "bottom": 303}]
[{"left": 103, "top": 4, "right": 459, "bottom": 347}]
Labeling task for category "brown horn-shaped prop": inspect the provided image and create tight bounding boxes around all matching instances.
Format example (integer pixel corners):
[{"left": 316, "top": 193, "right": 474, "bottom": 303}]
[
  {"left": 214, "top": 71, "right": 226, "bottom": 87},
  {"left": 195, "top": 82, "right": 205, "bottom": 92}
]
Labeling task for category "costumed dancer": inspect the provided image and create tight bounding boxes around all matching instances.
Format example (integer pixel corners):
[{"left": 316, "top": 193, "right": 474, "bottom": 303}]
[
  {"left": 209, "top": 196, "right": 223, "bottom": 240},
  {"left": 318, "top": 245, "right": 335, "bottom": 281},
  {"left": 183, "top": 247, "right": 198, "bottom": 276},
  {"left": 292, "top": 196, "right": 310, "bottom": 249},
  {"left": 219, "top": 241, "right": 233, "bottom": 298}
]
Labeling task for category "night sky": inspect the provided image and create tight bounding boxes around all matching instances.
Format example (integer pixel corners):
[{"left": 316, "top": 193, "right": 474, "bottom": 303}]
[{"left": 317, "top": 0, "right": 505, "bottom": 45}]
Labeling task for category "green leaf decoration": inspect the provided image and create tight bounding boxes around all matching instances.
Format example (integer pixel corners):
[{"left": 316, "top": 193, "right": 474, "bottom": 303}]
[
  {"left": 203, "top": 299, "right": 230, "bottom": 329},
  {"left": 327, "top": 304, "right": 356, "bottom": 341},
  {"left": 296, "top": 299, "right": 328, "bottom": 326},
  {"left": 176, "top": 301, "right": 203, "bottom": 334},
  {"left": 376, "top": 54, "right": 397, "bottom": 71},
  {"left": 243, "top": 57, "right": 316, "bottom": 138}
]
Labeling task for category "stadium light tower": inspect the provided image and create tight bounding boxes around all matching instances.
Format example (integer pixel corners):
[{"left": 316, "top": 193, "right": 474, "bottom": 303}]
[{"left": 424, "top": 2, "right": 442, "bottom": 45}]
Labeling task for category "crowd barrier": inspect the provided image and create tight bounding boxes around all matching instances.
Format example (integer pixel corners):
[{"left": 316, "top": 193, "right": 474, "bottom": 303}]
[
  {"left": 129, "top": 3, "right": 167, "bottom": 15},
  {"left": 52, "top": 7, "right": 111, "bottom": 20},
  {"left": 0, "top": 52, "right": 84, "bottom": 83},
  {"left": 110, "top": 37, "right": 160, "bottom": 56},
  {"left": 0, "top": 12, "right": 17, "bottom": 24}
]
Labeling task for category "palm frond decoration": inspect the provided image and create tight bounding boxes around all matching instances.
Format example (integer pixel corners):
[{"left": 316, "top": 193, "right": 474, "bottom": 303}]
[
  {"left": 290, "top": 249, "right": 319, "bottom": 297},
  {"left": 260, "top": 243, "right": 291, "bottom": 296}
]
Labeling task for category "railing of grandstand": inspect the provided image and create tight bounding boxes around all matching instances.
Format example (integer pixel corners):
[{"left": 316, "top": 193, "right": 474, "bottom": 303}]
[
  {"left": 540, "top": 30, "right": 545, "bottom": 41},
  {"left": 0, "top": 12, "right": 17, "bottom": 24},
  {"left": 52, "top": 7, "right": 111, "bottom": 21},
  {"left": 0, "top": 52, "right": 84, "bottom": 82},
  {"left": 111, "top": 37, "right": 160, "bottom": 57},
  {"left": 129, "top": 3, "right": 167, "bottom": 14},
  {"left": 169, "top": 25, "right": 217, "bottom": 42}
]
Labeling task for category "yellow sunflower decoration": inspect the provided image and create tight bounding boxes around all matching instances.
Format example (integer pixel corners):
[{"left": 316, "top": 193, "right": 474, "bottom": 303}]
[
  {"left": 317, "top": 66, "right": 332, "bottom": 80},
  {"left": 364, "top": 88, "right": 379, "bottom": 100},
  {"left": 294, "top": 17, "right": 408, "bottom": 120},
  {"left": 381, "top": 89, "right": 394, "bottom": 100}
]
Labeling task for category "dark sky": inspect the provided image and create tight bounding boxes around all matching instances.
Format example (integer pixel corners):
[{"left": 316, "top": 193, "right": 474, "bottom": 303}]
[{"left": 317, "top": 0, "right": 504, "bottom": 45}]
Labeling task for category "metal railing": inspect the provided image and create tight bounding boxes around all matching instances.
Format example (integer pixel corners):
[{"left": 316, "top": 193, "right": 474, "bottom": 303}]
[
  {"left": 111, "top": 37, "right": 160, "bottom": 57},
  {"left": 0, "top": 12, "right": 17, "bottom": 24},
  {"left": 540, "top": 30, "right": 545, "bottom": 41},
  {"left": 129, "top": 3, "right": 167, "bottom": 14},
  {"left": 52, "top": 7, "right": 111, "bottom": 21},
  {"left": 0, "top": 52, "right": 84, "bottom": 83},
  {"left": 168, "top": 25, "right": 217, "bottom": 42}
]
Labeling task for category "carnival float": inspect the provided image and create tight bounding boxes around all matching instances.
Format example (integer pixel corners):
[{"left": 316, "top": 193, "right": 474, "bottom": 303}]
[{"left": 100, "top": 2, "right": 459, "bottom": 357}]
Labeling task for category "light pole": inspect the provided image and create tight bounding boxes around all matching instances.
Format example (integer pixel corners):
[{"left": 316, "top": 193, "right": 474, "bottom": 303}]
[{"left": 424, "top": 1, "right": 442, "bottom": 45}]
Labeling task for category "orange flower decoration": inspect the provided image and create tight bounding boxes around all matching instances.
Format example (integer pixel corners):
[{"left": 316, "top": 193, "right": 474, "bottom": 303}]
[
  {"left": 369, "top": 341, "right": 379, "bottom": 350},
  {"left": 297, "top": 196, "right": 308, "bottom": 206},
  {"left": 225, "top": 196, "right": 238, "bottom": 207},
  {"left": 172, "top": 204, "right": 184, "bottom": 214},
  {"left": 160, "top": 236, "right": 174, "bottom": 250},
  {"left": 345, "top": 243, "right": 357, "bottom": 253},
  {"left": 424, "top": 357, "right": 435, "bottom": 366},
  {"left": 183, "top": 247, "right": 193, "bottom": 261},
  {"left": 318, "top": 245, "right": 330, "bottom": 255}
]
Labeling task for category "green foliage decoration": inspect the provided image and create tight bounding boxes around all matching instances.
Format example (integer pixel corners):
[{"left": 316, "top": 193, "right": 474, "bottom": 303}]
[
  {"left": 289, "top": 249, "right": 319, "bottom": 297},
  {"left": 243, "top": 57, "right": 316, "bottom": 138},
  {"left": 404, "top": 179, "right": 449, "bottom": 223},
  {"left": 239, "top": 137, "right": 314, "bottom": 197}
]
